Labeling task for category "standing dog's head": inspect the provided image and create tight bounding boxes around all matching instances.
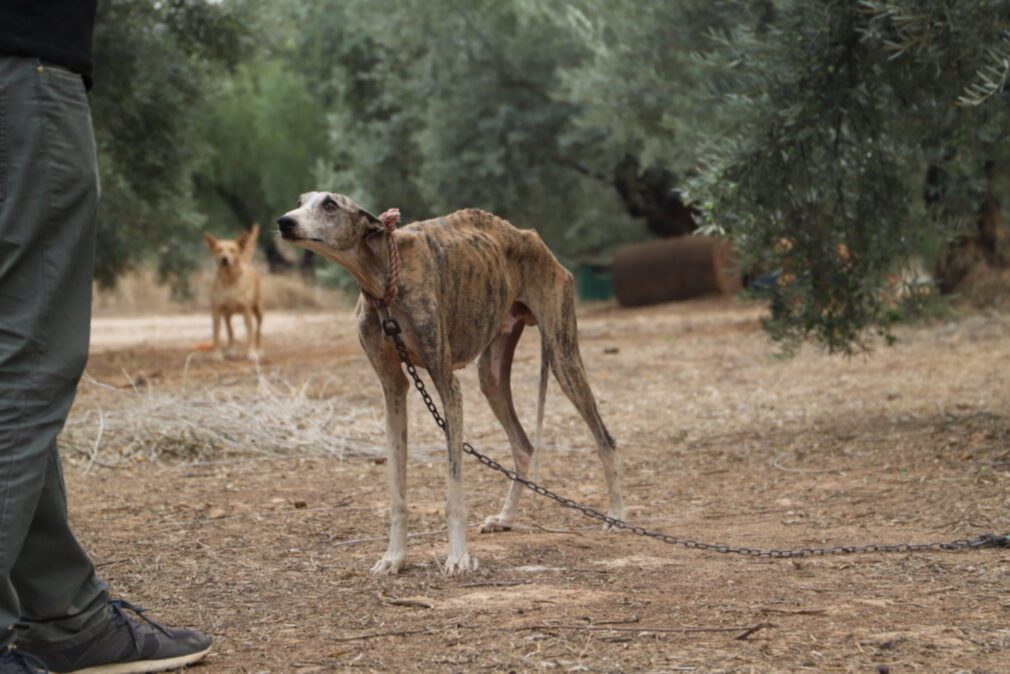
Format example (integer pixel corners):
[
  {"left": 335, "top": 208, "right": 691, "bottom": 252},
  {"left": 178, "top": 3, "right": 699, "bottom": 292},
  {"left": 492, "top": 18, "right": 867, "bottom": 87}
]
[
  {"left": 276, "top": 192, "right": 383, "bottom": 257},
  {"left": 204, "top": 224, "right": 259, "bottom": 270}
]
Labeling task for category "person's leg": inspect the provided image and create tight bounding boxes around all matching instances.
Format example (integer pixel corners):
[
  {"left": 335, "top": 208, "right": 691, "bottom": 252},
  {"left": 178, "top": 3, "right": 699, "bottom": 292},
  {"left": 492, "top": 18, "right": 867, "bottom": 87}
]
[
  {"left": 0, "top": 55, "right": 107, "bottom": 648},
  {"left": 12, "top": 441, "right": 110, "bottom": 648}
]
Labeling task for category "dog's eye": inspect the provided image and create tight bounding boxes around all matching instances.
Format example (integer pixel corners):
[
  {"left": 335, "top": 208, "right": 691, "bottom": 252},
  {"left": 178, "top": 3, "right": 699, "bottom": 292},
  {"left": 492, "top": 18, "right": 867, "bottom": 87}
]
[{"left": 322, "top": 198, "right": 338, "bottom": 213}]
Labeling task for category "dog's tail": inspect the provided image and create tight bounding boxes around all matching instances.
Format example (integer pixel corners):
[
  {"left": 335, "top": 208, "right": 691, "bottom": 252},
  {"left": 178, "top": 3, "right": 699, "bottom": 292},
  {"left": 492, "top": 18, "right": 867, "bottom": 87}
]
[{"left": 531, "top": 336, "right": 549, "bottom": 483}]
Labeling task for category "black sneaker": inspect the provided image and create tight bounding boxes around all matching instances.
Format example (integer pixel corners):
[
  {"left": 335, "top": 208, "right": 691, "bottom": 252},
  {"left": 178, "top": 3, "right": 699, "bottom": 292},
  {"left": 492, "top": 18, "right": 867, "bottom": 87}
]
[
  {"left": 23, "top": 600, "right": 211, "bottom": 674},
  {"left": 0, "top": 647, "right": 47, "bottom": 674}
]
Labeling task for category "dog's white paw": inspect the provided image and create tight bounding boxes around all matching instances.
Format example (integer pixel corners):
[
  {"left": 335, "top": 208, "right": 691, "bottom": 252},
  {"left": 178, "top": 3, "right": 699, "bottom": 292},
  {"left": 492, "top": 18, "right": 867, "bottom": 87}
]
[
  {"left": 370, "top": 553, "right": 405, "bottom": 576},
  {"left": 479, "top": 515, "right": 513, "bottom": 534},
  {"left": 246, "top": 350, "right": 260, "bottom": 362},
  {"left": 442, "top": 552, "right": 478, "bottom": 576}
]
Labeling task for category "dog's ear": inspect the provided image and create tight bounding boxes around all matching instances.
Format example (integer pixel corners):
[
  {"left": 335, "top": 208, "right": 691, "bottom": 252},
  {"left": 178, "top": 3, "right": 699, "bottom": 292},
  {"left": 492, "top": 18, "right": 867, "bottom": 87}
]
[
  {"left": 357, "top": 208, "right": 384, "bottom": 237},
  {"left": 203, "top": 232, "right": 218, "bottom": 252},
  {"left": 238, "top": 224, "right": 260, "bottom": 261}
]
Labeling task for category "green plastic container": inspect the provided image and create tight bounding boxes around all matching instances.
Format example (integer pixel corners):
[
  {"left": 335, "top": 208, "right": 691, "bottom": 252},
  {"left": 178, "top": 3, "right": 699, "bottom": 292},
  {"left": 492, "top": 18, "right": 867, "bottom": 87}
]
[{"left": 576, "top": 261, "right": 614, "bottom": 301}]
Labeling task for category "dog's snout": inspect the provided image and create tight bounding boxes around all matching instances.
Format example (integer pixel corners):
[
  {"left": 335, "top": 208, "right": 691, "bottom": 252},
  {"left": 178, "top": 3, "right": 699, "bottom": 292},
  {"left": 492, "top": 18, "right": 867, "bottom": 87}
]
[{"left": 277, "top": 216, "right": 297, "bottom": 237}]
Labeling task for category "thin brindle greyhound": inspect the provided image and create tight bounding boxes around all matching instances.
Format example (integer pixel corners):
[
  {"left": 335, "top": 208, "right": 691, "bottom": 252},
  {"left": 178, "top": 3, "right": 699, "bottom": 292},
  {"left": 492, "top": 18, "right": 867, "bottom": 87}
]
[{"left": 277, "top": 193, "right": 624, "bottom": 575}]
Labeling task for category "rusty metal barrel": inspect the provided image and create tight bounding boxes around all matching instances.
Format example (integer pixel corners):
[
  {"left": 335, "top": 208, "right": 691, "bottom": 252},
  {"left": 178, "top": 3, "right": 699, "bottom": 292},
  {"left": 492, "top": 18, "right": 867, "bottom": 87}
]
[{"left": 612, "top": 236, "right": 741, "bottom": 307}]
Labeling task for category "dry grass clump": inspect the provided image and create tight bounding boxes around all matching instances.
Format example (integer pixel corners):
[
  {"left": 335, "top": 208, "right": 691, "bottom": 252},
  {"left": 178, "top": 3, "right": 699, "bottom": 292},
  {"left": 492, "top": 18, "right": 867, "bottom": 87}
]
[
  {"left": 258, "top": 273, "right": 349, "bottom": 311},
  {"left": 92, "top": 269, "right": 200, "bottom": 315},
  {"left": 93, "top": 267, "right": 349, "bottom": 316},
  {"left": 63, "top": 368, "right": 385, "bottom": 469}
]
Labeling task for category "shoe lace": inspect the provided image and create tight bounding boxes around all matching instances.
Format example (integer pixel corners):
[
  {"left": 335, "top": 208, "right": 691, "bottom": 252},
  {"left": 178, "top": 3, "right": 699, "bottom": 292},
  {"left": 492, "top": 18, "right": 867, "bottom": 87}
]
[
  {"left": 1, "top": 646, "right": 49, "bottom": 674},
  {"left": 108, "top": 600, "right": 173, "bottom": 653}
]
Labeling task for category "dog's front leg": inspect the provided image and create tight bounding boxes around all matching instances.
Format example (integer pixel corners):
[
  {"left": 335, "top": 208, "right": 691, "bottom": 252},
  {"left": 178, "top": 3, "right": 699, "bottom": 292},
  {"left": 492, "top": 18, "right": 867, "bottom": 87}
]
[
  {"left": 224, "top": 314, "right": 236, "bottom": 358},
  {"left": 211, "top": 308, "right": 225, "bottom": 360},
  {"left": 371, "top": 361, "right": 409, "bottom": 576},
  {"left": 433, "top": 371, "right": 478, "bottom": 576},
  {"left": 241, "top": 309, "right": 259, "bottom": 361}
]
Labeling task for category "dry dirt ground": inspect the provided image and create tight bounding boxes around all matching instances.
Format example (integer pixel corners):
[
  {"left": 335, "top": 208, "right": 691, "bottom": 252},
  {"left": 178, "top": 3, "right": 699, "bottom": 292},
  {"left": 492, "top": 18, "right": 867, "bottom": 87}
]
[{"left": 65, "top": 299, "right": 1009, "bottom": 673}]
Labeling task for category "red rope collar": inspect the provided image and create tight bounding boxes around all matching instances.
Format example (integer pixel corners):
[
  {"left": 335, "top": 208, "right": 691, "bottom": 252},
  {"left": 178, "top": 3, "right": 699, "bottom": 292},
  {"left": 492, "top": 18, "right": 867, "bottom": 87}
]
[{"left": 366, "top": 208, "right": 402, "bottom": 309}]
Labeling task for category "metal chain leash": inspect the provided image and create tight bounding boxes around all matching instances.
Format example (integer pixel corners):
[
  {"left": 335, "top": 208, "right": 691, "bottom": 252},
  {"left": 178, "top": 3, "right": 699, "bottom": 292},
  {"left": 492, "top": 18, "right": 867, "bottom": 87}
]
[{"left": 379, "top": 315, "right": 1009, "bottom": 558}]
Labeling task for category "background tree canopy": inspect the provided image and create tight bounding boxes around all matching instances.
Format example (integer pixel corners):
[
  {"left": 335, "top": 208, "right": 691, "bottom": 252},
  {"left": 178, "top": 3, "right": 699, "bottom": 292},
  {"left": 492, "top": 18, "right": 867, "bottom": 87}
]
[{"left": 90, "top": 0, "right": 1010, "bottom": 351}]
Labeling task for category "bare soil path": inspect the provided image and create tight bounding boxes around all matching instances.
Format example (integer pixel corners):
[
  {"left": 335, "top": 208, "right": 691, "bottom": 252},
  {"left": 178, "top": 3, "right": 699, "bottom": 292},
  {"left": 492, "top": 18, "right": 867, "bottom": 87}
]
[{"left": 67, "top": 300, "right": 1010, "bottom": 672}]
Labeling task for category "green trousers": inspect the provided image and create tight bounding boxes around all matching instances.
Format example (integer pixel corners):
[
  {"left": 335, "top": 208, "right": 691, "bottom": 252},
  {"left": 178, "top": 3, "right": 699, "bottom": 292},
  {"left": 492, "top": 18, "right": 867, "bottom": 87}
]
[{"left": 0, "top": 56, "right": 109, "bottom": 649}]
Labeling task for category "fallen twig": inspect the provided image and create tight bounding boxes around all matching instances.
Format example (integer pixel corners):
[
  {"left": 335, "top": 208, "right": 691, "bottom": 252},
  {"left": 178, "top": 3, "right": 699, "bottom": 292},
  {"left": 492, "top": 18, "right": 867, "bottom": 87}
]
[
  {"left": 590, "top": 615, "right": 641, "bottom": 626},
  {"left": 515, "top": 623, "right": 766, "bottom": 635},
  {"left": 94, "top": 559, "right": 129, "bottom": 569},
  {"left": 759, "top": 607, "right": 827, "bottom": 615},
  {"left": 334, "top": 623, "right": 486, "bottom": 642},
  {"left": 333, "top": 628, "right": 434, "bottom": 642},
  {"left": 459, "top": 580, "right": 530, "bottom": 588},
  {"left": 380, "top": 593, "right": 435, "bottom": 609},
  {"left": 734, "top": 623, "right": 770, "bottom": 640},
  {"left": 509, "top": 521, "right": 584, "bottom": 535}
]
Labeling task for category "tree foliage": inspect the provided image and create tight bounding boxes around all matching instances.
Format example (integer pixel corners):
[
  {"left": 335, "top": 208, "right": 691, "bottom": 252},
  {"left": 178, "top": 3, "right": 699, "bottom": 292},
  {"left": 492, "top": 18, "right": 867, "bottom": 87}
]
[
  {"left": 684, "top": 0, "right": 1010, "bottom": 351},
  {"left": 91, "top": 0, "right": 1010, "bottom": 350},
  {"left": 294, "top": 0, "right": 647, "bottom": 261},
  {"left": 91, "top": 0, "right": 252, "bottom": 291}
]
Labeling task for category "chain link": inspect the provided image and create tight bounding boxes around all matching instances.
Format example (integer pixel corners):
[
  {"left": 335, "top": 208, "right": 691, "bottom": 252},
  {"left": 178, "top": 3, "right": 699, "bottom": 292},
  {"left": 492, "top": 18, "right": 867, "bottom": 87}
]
[{"left": 380, "top": 316, "right": 1008, "bottom": 558}]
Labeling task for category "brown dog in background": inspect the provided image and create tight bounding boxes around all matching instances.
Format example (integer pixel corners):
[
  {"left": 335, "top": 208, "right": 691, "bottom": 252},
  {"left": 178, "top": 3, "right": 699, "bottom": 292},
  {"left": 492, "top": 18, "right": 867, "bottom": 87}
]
[{"left": 203, "top": 224, "right": 263, "bottom": 361}]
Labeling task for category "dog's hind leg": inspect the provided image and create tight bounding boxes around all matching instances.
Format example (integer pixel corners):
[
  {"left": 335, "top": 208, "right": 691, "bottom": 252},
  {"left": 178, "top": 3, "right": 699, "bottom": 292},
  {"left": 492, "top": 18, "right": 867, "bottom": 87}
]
[
  {"left": 477, "top": 320, "right": 535, "bottom": 533},
  {"left": 526, "top": 274, "right": 626, "bottom": 526},
  {"left": 253, "top": 302, "right": 263, "bottom": 357}
]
